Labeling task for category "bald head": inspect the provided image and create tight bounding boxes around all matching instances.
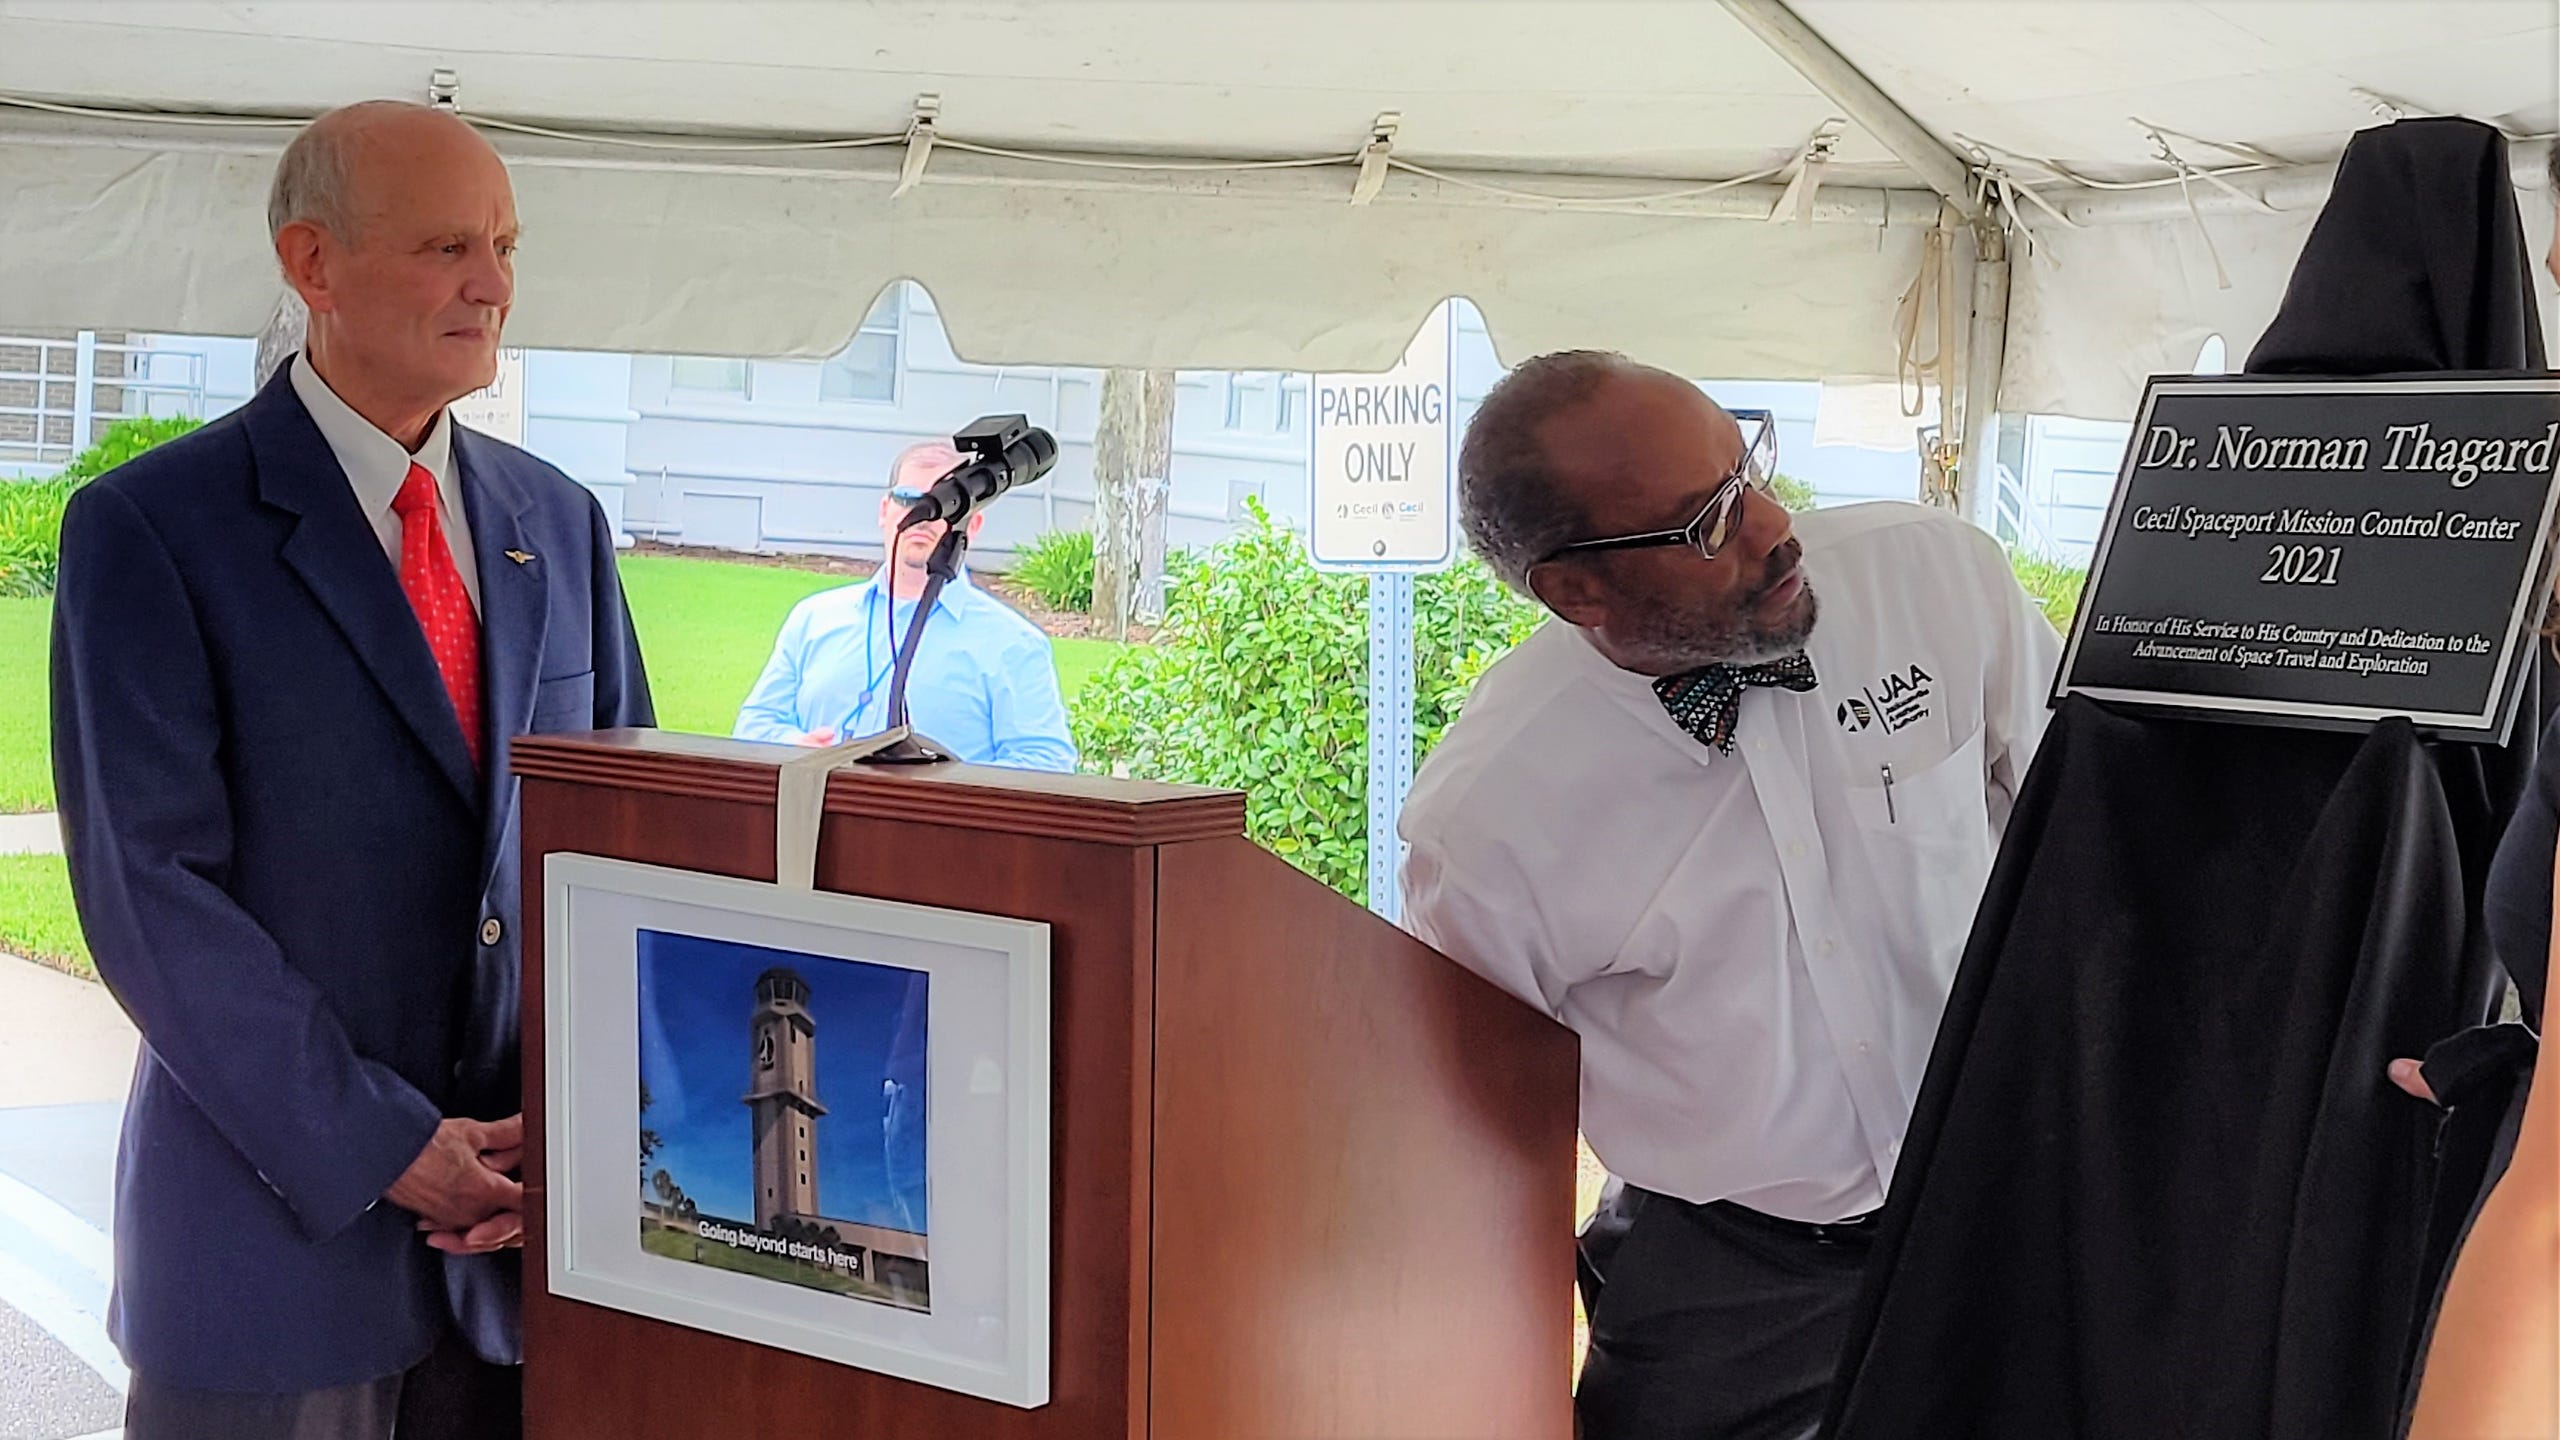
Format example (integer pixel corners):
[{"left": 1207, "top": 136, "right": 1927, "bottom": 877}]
[
  {"left": 1459, "top": 350, "right": 1810, "bottom": 670},
  {"left": 880, "top": 439, "right": 981, "bottom": 580},
  {"left": 891, "top": 440, "right": 965, "bottom": 490},
  {"left": 269, "top": 101, "right": 519, "bottom": 447},
  {"left": 1459, "top": 349, "right": 1676, "bottom": 592},
  {"left": 269, "top": 101, "right": 496, "bottom": 248}
]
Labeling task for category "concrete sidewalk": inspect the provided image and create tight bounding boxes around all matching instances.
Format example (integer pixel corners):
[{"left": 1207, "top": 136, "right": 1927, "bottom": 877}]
[
  {"left": 0, "top": 954, "right": 129, "bottom": 1439},
  {"left": 0, "top": 1298, "right": 121, "bottom": 1439},
  {"left": 0, "top": 957, "right": 133, "bottom": 1113},
  {"left": 0, "top": 814, "right": 62, "bottom": 857}
]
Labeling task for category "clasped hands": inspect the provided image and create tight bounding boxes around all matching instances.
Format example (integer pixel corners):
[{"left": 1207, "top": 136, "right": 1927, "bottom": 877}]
[{"left": 385, "top": 1114, "right": 525, "bottom": 1256}]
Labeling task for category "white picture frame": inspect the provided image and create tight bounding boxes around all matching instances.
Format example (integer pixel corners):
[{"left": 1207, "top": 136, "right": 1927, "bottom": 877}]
[{"left": 543, "top": 853, "right": 1052, "bottom": 1408}]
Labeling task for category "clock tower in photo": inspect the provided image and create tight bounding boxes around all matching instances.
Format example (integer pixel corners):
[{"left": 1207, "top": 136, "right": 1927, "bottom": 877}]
[{"left": 744, "top": 967, "right": 827, "bottom": 1229}]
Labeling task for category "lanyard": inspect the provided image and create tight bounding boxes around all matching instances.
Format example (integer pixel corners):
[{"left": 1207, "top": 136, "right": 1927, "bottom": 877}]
[{"left": 847, "top": 585, "right": 926, "bottom": 732}]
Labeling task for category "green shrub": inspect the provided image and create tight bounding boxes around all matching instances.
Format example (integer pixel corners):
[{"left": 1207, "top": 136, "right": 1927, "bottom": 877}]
[
  {"left": 0, "top": 416, "right": 203, "bottom": 597},
  {"left": 1071, "top": 500, "right": 1544, "bottom": 898},
  {"left": 0, "top": 478, "right": 76, "bottom": 598},
  {"left": 2009, "top": 551, "right": 2090, "bottom": 632},
  {"left": 1011, "top": 527, "right": 1094, "bottom": 612},
  {"left": 1769, "top": 471, "right": 1818, "bottom": 512},
  {"left": 60, "top": 415, "right": 202, "bottom": 482}
]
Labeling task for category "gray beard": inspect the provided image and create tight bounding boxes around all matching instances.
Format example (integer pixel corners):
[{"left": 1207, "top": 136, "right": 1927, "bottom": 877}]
[{"left": 1623, "top": 582, "right": 1821, "bottom": 672}]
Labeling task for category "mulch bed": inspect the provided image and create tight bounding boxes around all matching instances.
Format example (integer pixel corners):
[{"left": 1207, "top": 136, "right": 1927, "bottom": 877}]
[{"left": 626, "top": 541, "right": 1155, "bottom": 643}]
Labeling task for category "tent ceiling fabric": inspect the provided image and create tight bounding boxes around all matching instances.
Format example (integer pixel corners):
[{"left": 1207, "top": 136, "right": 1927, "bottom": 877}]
[
  {"left": 2009, "top": 180, "right": 2560, "bottom": 413},
  {"left": 0, "top": 1, "right": 1908, "bottom": 180},
  {"left": 1796, "top": 1, "right": 2554, "bottom": 181},
  {"left": 0, "top": 120, "right": 1941, "bottom": 381},
  {"left": 0, "top": 1, "right": 2552, "bottom": 419}
]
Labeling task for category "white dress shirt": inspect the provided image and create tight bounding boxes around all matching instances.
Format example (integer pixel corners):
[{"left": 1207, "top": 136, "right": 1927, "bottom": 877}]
[
  {"left": 1400, "top": 502, "right": 2062, "bottom": 1222},
  {"left": 290, "top": 353, "right": 480, "bottom": 613}
]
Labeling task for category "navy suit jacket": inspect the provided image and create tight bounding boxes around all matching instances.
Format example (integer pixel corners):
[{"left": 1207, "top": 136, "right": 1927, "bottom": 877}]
[{"left": 50, "top": 371, "right": 652, "bottom": 1392}]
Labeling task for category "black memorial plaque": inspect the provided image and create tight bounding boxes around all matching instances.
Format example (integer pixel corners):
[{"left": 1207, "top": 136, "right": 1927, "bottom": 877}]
[{"left": 2056, "top": 376, "right": 2560, "bottom": 741}]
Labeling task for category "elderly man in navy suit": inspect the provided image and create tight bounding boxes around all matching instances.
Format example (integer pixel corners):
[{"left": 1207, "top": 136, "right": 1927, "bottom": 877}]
[{"left": 51, "top": 100, "right": 652, "bottom": 1438}]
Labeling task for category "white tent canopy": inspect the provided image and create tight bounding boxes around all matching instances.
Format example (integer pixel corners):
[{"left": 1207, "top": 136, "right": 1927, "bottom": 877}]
[{"left": 0, "top": 0, "right": 2552, "bottom": 444}]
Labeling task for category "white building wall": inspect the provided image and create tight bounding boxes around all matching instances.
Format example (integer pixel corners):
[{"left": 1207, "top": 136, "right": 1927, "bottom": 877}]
[
  {"left": 526, "top": 350, "right": 637, "bottom": 544},
  {"left": 65, "top": 299, "right": 1946, "bottom": 568},
  {"left": 2014, "top": 416, "right": 2130, "bottom": 565}
]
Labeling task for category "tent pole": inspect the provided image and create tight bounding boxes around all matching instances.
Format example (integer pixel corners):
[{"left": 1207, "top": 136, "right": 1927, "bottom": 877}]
[
  {"left": 1959, "top": 224, "right": 2011, "bottom": 526},
  {"left": 1716, "top": 0, "right": 1988, "bottom": 227},
  {"left": 1718, "top": 0, "right": 2016, "bottom": 518}
]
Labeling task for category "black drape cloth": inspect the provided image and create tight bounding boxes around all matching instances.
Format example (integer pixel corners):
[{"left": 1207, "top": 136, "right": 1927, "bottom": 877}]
[
  {"left": 1822, "top": 117, "right": 2548, "bottom": 1440},
  {"left": 1820, "top": 703, "right": 2522, "bottom": 1440},
  {"left": 2482, "top": 705, "right": 2560, "bottom": 1024},
  {"left": 2247, "top": 117, "right": 2547, "bottom": 376}
]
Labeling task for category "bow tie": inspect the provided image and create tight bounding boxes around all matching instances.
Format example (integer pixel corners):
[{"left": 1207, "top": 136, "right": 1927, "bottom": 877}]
[{"left": 1652, "top": 652, "right": 1819, "bottom": 753}]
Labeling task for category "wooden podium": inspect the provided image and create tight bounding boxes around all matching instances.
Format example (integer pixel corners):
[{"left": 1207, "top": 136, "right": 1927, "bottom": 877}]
[{"left": 514, "top": 730, "right": 1578, "bottom": 1439}]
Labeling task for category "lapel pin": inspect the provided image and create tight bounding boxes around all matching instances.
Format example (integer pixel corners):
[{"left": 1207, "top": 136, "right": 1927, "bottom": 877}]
[{"left": 505, "top": 549, "right": 537, "bottom": 566}]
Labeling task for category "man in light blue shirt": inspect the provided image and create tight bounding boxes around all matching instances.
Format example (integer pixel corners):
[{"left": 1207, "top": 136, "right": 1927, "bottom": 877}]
[{"left": 734, "top": 441, "right": 1077, "bottom": 771}]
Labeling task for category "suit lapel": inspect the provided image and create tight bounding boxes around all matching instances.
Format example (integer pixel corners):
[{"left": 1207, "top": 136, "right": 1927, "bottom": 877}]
[
  {"left": 249, "top": 376, "right": 480, "bottom": 807},
  {"left": 456, "top": 426, "right": 551, "bottom": 887}
]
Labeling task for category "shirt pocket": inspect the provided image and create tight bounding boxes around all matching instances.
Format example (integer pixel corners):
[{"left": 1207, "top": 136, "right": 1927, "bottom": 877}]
[{"left": 1844, "top": 722, "right": 1993, "bottom": 962}]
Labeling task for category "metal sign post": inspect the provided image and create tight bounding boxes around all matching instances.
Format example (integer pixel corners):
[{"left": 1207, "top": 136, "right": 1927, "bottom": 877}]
[
  {"left": 1308, "top": 302, "right": 1458, "bottom": 921},
  {"left": 1364, "top": 571, "right": 1417, "bottom": 918}
]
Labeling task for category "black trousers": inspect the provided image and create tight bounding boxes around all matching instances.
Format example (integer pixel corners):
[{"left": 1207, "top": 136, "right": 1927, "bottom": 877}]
[
  {"left": 124, "top": 1325, "right": 520, "bottom": 1440},
  {"left": 1576, "top": 1182, "right": 1877, "bottom": 1440}
]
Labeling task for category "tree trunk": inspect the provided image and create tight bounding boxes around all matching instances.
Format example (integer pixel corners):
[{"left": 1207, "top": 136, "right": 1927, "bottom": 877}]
[{"left": 1092, "top": 367, "right": 1177, "bottom": 638}]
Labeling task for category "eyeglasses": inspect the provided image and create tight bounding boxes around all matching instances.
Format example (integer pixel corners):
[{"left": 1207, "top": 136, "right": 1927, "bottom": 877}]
[
  {"left": 1533, "top": 412, "right": 1779, "bottom": 568},
  {"left": 888, "top": 487, "right": 927, "bottom": 505}
]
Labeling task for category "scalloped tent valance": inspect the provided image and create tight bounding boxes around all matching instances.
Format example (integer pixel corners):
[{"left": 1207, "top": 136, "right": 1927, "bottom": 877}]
[{"left": 0, "top": 0, "right": 2550, "bottom": 421}]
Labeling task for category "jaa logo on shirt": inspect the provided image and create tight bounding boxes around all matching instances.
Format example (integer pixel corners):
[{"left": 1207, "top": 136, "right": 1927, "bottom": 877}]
[{"left": 1836, "top": 664, "right": 1935, "bottom": 734}]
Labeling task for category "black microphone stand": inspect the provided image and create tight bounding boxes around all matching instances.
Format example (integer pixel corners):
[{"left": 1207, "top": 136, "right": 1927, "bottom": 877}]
[{"left": 855, "top": 519, "right": 967, "bottom": 766}]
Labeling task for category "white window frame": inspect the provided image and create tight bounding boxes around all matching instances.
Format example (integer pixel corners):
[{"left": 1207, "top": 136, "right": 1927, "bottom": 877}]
[
  {"left": 668, "top": 356, "right": 751, "bottom": 399},
  {"left": 822, "top": 288, "right": 907, "bottom": 406}
]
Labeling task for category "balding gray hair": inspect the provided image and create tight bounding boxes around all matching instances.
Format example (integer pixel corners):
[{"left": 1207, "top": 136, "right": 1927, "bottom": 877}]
[
  {"left": 890, "top": 439, "right": 963, "bottom": 486},
  {"left": 1457, "top": 349, "right": 1644, "bottom": 594},
  {"left": 267, "top": 100, "right": 442, "bottom": 244}
]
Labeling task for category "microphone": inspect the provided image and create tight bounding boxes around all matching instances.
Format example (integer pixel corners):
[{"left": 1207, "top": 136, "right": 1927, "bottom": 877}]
[
  {"left": 898, "top": 414, "right": 1059, "bottom": 530},
  {"left": 862, "top": 414, "right": 1059, "bottom": 768}
]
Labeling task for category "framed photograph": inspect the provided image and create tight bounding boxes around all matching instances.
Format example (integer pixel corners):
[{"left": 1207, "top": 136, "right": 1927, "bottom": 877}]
[{"left": 544, "top": 854, "right": 1051, "bottom": 1407}]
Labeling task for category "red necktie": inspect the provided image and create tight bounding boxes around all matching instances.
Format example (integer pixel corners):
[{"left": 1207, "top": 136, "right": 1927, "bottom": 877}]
[{"left": 392, "top": 462, "right": 483, "bottom": 769}]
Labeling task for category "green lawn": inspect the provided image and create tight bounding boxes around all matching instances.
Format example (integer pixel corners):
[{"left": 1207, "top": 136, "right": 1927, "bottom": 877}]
[
  {"left": 1051, "top": 638, "right": 1117, "bottom": 707},
  {"left": 0, "top": 853, "right": 87, "bottom": 979},
  {"left": 0, "top": 598, "right": 50, "bottom": 813},
  {"left": 618, "top": 556, "right": 848, "bottom": 735},
  {"left": 618, "top": 554, "right": 1118, "bottom": 737},
  {"left": 0, "top": 556, "right": 1117, "bottom": 971},
  {"left": 0, "top": 561, "right": 1120, "bottom": 816}
]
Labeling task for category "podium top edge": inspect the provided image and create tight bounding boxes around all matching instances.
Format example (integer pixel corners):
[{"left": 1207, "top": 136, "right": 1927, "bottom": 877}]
[{"left": 511, "top": 729, "right": 1246, "bottom": 848}]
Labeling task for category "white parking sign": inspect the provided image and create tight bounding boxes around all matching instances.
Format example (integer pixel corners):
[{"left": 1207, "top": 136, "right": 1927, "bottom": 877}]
[
  {"left": 451, "top": 347, "right": 528, "bottom": 447},
  {"left": 1308, "top": 302, "right": 1456, "bottom": 571}
]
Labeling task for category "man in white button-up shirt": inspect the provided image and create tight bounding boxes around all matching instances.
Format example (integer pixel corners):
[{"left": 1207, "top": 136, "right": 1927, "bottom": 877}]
[{"left": 1400, "top": 351, "right": 2060, "bottom": 1439}]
